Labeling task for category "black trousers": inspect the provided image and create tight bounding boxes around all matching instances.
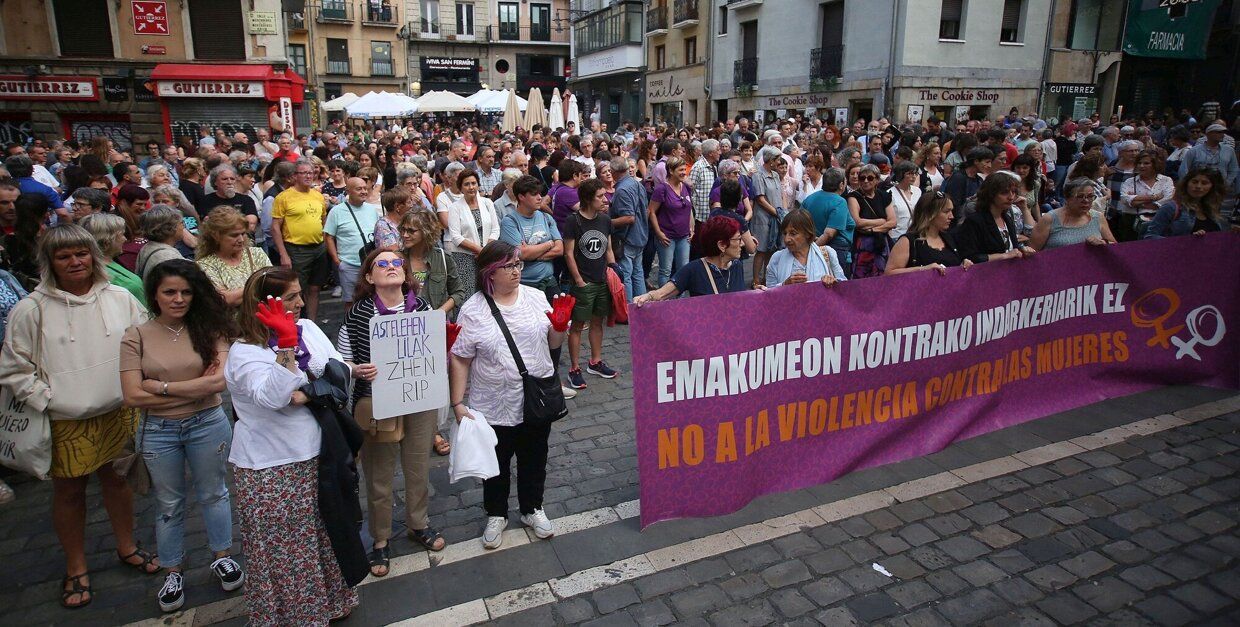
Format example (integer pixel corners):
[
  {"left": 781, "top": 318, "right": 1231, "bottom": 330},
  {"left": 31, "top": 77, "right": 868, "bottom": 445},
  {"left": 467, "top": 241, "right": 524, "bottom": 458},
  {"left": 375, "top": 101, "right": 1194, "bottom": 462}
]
[{"left": 483, "top": 420, "right": 552, "bottom": 517}]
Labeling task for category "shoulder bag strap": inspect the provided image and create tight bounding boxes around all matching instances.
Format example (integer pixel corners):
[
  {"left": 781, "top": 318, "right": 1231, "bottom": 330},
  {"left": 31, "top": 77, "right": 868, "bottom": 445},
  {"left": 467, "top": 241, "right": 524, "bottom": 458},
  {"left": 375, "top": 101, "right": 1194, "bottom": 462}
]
[
  {"left": 701, "top": 258, "right": 719, "bottom": 295},
  {"left": 345, "top": 203, "right": 371, "bottom": 244},
  {"left": 483, "top": 293, "right": 529, "bottom": 377}
]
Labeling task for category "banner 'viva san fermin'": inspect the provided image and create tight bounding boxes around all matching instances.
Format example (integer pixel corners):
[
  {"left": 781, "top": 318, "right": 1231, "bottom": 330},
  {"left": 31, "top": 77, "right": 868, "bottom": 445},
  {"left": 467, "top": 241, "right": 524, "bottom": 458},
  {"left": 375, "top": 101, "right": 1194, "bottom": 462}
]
[
  {"left": 1123, "top": 0, "right": 1222, "bottom": 60},
  {"left": 631, "top": 235, "right": 1239, "bottom": 528}
]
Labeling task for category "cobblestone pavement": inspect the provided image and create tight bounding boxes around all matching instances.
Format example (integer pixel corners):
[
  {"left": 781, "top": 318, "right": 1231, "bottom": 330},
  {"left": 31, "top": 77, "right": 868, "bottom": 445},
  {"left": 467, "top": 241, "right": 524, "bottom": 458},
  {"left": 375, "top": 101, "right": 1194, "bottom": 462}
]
[{"left": 498, "top": 411, "right": 1240, "bottom": 627}]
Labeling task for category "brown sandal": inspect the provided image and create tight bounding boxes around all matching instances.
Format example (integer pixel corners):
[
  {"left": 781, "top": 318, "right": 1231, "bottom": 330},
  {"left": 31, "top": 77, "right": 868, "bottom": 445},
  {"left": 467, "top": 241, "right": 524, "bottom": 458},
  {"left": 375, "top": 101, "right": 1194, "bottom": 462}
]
[
  {"left": 117, "top": 545, "right": 161, "bottom": 574},
  {"left": 433, "top": 433, "right": 451, "bottom": 456},
  {"left": 61, "top": 573, "right": 92, "bottom": 609}
]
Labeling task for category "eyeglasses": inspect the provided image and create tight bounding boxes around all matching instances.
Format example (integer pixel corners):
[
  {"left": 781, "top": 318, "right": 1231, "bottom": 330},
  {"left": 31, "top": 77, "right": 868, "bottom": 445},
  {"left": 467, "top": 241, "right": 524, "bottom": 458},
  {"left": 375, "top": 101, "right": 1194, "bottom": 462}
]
[
  {"left": 399, "top": 227, "right": 420, "bottom": 235},
  {"left": 500, "top": 261, "right": 524, "bottom": 273},
  {"left": 374, "top": 258, "right": 405, "bottom": 269}
]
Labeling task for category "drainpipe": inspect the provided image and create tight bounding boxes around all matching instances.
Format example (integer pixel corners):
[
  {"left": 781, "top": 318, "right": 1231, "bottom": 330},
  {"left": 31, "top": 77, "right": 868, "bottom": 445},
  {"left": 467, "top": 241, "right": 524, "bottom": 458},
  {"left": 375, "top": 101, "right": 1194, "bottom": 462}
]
[
  {"left": 1036, "top": 0, "right": 1057, "bottom": 117},
  {"left": 883, "top": 0, "right": 901, "bottom": 119}
]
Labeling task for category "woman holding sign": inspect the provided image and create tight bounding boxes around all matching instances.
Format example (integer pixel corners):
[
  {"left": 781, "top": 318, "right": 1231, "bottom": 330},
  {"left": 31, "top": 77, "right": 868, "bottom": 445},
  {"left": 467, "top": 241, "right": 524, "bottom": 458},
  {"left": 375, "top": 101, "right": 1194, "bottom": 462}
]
[
  {"left": 337, "top": 249, "right": 448, "bottom": 578},
  {"left": 223, "top": 267, "right": 358, "bottom": 625},
  {"left": 450, "top": 241, "right": 575, "bottom": 550}
]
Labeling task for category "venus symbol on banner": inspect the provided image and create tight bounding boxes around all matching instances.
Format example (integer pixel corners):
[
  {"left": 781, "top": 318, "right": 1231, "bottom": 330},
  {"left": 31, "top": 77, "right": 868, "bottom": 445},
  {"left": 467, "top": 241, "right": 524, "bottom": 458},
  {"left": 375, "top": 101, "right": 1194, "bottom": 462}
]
[{"left": 370, "top": 310, "right": 448, "bottom": 419}]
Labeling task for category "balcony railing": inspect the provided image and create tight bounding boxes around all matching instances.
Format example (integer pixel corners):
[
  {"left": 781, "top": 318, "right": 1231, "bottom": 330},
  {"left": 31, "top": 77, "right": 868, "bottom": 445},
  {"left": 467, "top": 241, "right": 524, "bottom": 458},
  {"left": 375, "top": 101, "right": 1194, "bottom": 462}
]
[
  {"left": 326, "top": 59, "right": 351, "bottom": 75},
  {"left": 371, "top": 59, "right": 394, "bottom": 76},
  {"left": 286, "top": 11, "right": 307, "bottom": 32},
  {"left": 318, "top": 0, "right": 352, "bottom": 22},
  {"left": 363, "top": 3, "right": 398, "bottom": 25},
  {"left": 673, "top": 0, "right": 698, "bottom": 26},
  {"left": 726, "top": 0, "right": 763, "bottom": 7},
  {"left": 734, "top": 57, "right": 758, "bottom": 89},
  {"left": 486, "top": 25, "right": 569, "bottom": 43},
  {"left": 810, "top": 45, "right": 843, "bottom": 80},
  {"left": 646, "top": 5, "right": 668, "bottom": 33}
]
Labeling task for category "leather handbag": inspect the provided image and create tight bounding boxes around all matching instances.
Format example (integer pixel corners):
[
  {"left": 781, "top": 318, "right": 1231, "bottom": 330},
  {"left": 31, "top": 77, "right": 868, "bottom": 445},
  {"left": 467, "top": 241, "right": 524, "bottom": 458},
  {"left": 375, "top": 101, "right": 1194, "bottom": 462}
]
[
  {"left": 114, "top": 410, "right": 151, "bottom": 496},
  {"left": 484, "top": 294, "right": 567, "bottom": 427}
]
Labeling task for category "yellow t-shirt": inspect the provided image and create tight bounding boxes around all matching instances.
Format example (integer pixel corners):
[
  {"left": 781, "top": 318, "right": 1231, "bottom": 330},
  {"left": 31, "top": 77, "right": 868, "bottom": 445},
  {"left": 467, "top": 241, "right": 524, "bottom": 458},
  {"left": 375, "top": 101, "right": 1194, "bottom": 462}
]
[{"left": 272, "top": 187, "right": 326, "bottom": 245}]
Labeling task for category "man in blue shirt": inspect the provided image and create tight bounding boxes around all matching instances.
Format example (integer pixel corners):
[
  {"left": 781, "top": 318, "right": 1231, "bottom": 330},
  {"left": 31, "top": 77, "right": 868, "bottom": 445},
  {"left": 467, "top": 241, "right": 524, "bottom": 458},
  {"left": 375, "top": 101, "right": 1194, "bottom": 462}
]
[
  {"left": 5, "top": 154, "right": 66, "bottom": 224},
  {"left": 607, "top": 156, "right": 649, "bottom": 301},
  {"left": 323, "top": 176, "right": 382, "bottom": 307},
  {"left": 801, "top": 167, "right": 856, "bottom": 277}
]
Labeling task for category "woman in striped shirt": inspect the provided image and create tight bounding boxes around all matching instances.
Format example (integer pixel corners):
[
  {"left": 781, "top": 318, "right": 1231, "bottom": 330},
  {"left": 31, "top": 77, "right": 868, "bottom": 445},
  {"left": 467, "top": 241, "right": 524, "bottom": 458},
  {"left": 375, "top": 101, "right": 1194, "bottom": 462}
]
[{"left": 336, "top": 249, "right": 446, "bottom": 579}]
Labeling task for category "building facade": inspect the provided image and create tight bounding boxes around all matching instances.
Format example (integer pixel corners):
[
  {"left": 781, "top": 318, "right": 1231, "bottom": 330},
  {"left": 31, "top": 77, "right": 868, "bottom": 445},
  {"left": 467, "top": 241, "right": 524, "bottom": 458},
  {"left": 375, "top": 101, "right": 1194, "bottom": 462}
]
[
  {"left": 710, "top": 0, "right": 1051, "bottom": 126},
  {"left": 0, "top": 0, "right": 298, "bottom": 148},
  {"left": 569, "top": 0, "right": 645, "bottom": 130},
  {"left": 300, "top": 0, "right": 407, "bottom": 103},
  {"left": 402, "top": 0, "right": 570, "bottom": 98},
  {"left": 644, "top": 0, "right": 710, "bottom": 128}
]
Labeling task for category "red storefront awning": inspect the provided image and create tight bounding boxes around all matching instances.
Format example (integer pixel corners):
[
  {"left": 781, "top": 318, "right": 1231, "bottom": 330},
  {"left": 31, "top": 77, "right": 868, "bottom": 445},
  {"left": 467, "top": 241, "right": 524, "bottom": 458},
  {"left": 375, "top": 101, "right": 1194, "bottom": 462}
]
[{"left": 150, "top": 64, "right": 306, "bottom": 103}]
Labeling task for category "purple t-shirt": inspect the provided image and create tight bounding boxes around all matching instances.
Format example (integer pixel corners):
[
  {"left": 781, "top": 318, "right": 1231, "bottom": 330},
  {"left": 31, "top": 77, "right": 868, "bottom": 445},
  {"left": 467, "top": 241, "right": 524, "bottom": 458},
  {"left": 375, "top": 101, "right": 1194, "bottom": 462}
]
[
  {"left": 653, "top": 181, "right": 693, "bottom": 239},
  {"left": 549, "top": 183, "right": 579, "bottom": 232}
]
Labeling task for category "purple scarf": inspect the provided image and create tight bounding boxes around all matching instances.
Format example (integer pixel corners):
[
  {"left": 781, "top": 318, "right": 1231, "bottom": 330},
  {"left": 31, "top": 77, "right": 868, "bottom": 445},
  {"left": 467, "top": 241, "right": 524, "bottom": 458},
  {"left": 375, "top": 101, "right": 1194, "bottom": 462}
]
[
  {"left": 373, "top": 290, "right": 419, "bottom": 315},
  {"left": 268, "top": 324, "right": 311, "bottom": 371}
]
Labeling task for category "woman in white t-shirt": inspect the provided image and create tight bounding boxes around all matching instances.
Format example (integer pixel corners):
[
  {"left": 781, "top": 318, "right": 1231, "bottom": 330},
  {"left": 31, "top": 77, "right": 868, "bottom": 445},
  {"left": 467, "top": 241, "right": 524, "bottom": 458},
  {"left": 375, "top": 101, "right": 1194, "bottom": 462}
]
[
  {"left": 223, "top": 266, "right": 357, "bottom": 625},
  {"left": 886, "top": 161, "right": 923, "bottom": 242},
  {"left": 449, "top": 241, "right": 574, "bottom": 551}
]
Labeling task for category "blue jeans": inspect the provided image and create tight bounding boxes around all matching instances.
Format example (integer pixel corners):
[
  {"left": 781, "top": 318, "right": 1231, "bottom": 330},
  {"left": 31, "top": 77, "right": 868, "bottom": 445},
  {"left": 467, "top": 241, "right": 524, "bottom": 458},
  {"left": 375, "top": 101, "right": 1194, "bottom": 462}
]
[
  {"left": 140, "top": 406, "right": 234, "bottom": 568},
  {"left": 618, "top": 243, "right": 647, "bottom": 301},
  {"left": 656, "top": 236, "right": 690, "bottom": 285}
]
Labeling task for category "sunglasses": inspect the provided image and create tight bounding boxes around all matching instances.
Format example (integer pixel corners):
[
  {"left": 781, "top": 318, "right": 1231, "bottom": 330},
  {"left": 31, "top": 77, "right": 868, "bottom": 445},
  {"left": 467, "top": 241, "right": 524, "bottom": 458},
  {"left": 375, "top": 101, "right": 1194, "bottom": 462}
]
[
  {"left": 859, "top": 176, "right": 878, "bottom": 181},
  {"left": 374, "top": 258, "right": 404, "bottom": 269},
  {"left": 399, "top": 227, "right": 419, "bottom": 235}
]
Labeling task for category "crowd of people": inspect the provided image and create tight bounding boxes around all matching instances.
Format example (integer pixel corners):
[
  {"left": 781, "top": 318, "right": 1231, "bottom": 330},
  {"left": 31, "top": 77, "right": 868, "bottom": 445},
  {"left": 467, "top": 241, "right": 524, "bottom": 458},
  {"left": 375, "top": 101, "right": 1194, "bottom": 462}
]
[{"left": 0, "top": 101, "right": 1235, "bottom": 623}]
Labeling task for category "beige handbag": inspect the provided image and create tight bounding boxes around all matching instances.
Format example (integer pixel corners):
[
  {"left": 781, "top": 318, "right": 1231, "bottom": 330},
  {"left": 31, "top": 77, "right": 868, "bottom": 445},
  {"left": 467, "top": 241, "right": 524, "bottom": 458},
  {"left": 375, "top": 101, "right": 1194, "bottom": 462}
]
[{"left": 353, "top": 397, "right": 404, "bottom": 443}]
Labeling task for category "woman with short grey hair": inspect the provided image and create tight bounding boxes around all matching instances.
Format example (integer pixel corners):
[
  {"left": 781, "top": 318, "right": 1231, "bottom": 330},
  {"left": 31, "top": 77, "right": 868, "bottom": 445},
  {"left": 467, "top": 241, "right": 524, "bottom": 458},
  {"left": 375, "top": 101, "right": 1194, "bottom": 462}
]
[
  {"left": 136, "top": 205, "right": 186, "bottom": 280},
  {"left": 493, "top": 168, "right": 524, "bottom": 220},
  {"left": 80, "top": 213, "right": 146, "bottom": 306}
]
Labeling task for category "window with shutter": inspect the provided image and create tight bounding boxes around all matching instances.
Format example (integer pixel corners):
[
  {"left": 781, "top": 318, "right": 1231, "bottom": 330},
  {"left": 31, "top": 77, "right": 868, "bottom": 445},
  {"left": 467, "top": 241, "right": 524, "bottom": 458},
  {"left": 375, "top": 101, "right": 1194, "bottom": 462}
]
[
  {"left": 1000, "top": 0, "right": 1023, "bottom": 43},
  {"left": 54, "top": 0, "right": 114, "bottom": 58},
  {"left": 939, "top": 0, "right": 964, "bottom": 40},
  {"left": 189, "top": 0, "right": 246, "bottom": 60}
]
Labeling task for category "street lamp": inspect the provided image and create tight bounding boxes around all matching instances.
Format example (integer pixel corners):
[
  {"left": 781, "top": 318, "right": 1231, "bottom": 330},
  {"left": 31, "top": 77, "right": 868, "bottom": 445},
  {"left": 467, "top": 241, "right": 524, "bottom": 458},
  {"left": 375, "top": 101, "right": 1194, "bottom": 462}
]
[{"left": 481, "top": 82, "right": 490, "bottom": 91}]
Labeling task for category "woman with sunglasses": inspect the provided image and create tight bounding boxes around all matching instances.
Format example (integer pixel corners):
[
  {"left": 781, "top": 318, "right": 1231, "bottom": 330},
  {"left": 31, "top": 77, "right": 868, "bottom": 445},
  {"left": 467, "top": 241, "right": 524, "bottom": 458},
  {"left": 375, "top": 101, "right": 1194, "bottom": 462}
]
[
  {"left": 337, "top": 250, "right": 448, "bottom": 578},
  {"left": 846, "top": 164, "right": 895, "bottom": 278},
  {"left": 224, "top": 267, "right": 358, "bottom": 625}
]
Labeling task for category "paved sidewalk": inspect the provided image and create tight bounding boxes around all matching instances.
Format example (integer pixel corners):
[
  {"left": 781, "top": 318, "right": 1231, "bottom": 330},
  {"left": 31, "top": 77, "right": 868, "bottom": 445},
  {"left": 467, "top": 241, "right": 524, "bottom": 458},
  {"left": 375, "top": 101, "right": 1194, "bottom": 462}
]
[{"left": 496, "top": 409, "right": 1240, "bottom": 626}]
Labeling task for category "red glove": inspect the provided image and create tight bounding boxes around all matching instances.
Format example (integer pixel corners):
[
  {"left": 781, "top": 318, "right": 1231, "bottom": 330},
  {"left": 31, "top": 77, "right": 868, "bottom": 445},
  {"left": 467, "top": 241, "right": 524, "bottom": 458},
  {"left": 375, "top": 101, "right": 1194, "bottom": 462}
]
[
  {"left": 546, "top": 293, "right": 576, "bottom": 332},
  {"left": 446, "top": 322, "right": 462, "bottom": 353},
  {"left": 256, "top": 296, "right": 299, "bottom": 348}
]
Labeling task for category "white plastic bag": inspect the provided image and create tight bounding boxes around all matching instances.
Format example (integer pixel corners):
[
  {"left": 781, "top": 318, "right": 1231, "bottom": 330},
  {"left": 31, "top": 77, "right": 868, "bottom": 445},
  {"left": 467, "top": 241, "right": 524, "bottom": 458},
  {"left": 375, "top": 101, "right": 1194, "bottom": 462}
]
[{"left": 448, "top": 407, "right": 499, "bottom": 483}]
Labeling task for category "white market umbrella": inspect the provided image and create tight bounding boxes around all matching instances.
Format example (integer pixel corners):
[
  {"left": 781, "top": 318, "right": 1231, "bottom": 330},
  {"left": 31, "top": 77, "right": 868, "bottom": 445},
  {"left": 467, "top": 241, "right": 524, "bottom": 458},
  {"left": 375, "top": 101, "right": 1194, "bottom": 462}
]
[
  {"left": 345, "top": 91, "right": 418, "bottom": 119},
  {"left": 414, "top": 90, "right": 476, "bottom": 113},
  {"left": 323, "top": 92, "right": 360, "bottom": 113},
  {"left": 501, "top": 90, "right": 523, "bottom": 132},
  {"left": 548, "top": 88, "right": 565, "bottom": 130},
  {"left": 566, "top": 92, "right": 581, "bottom": 132},
  {"left": 470, "top": 89, "right": 527, "bottom": 114},
  {"left": 524, "top": 88, "right": 548, "bottom": 130}
]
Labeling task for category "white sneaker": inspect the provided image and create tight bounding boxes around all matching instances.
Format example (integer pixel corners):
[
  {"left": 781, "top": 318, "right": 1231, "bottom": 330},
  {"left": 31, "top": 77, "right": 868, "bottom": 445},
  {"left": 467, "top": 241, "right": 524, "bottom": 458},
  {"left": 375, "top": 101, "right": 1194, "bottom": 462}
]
[
  {"left": 561, "top": 385, "right": 578, "bottom": 399},
  {"left": 482, "top": 516, "right": 508, "bottom": 549},
  {"left": 520, "top": 509, "right": 556, "bottom": 539},
  {"left": 331, "top": 286, "right": 342, "bottom": 298}
]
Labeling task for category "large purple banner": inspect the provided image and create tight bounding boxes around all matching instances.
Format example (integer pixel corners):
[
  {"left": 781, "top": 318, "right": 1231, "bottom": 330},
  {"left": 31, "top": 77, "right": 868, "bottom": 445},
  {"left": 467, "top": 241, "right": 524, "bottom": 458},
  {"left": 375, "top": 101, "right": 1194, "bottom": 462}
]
[{"left": 632, "top": 235, "right": 1239, "bottom": 528}]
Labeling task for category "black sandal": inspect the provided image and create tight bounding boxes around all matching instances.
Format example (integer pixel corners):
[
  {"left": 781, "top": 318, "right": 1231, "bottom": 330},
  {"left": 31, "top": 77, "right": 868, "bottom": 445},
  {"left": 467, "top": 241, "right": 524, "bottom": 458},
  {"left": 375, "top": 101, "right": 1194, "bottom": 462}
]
[
  {"left": 61, "top": 573, "right": 92, "bottom": 609},
  {"left": 117, "top": 545, "right": 161, "bottom": 574},
  {"left": 368, "top": 545, "right": 391, "bottom": 577},
  {"left": 409, "top": 526, "right": 446, "bottom": 552}
]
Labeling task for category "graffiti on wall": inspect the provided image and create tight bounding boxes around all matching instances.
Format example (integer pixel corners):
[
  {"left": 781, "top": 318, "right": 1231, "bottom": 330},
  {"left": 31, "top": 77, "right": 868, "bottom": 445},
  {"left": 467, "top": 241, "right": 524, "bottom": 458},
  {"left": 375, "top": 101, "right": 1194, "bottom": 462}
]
[
  {"left": 0, "top": 118, "right": 34, "bottom": 146},
  {"left": 70, "top": 120, "right": 132, "bottom": 152},
  {"left": 169, "top": 120, "right": 264, "bottom": 143}
]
